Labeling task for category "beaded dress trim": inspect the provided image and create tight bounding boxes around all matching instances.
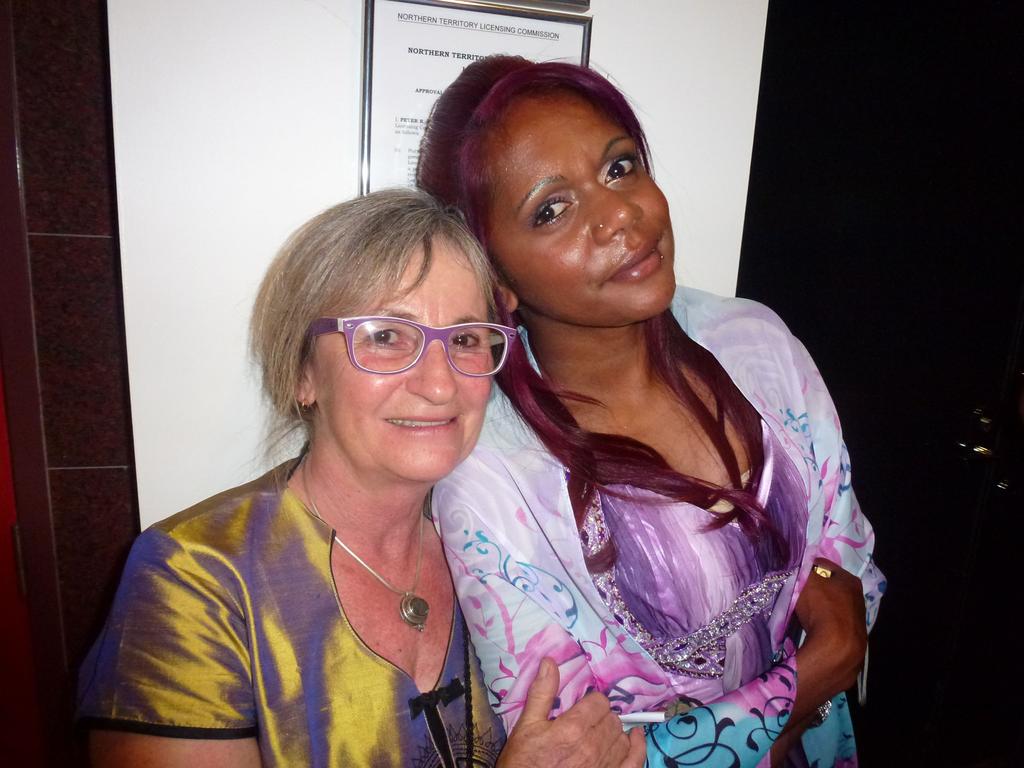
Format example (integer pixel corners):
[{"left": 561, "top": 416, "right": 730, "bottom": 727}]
[{"left": 581, "top": 492, "right": 793, "bottom": 679}]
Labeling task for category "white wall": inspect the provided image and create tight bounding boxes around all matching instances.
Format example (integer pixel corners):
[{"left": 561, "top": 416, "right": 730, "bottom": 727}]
[
  {"left": 108, "top": 0, "right": 768, "bottom": 527},
  {"left": 590, "top": 1, "right": 768, "bottom": 292}
]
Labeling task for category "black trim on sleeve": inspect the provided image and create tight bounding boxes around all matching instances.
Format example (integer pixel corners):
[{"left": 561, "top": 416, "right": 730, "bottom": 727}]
[{"left": 78, "top": 717, "right": 257, "bottom": 740}]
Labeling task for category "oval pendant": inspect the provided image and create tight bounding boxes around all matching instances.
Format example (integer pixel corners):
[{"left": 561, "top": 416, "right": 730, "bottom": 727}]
[{"left": 400, "top": 592, "right": 429, "bottom": 631}]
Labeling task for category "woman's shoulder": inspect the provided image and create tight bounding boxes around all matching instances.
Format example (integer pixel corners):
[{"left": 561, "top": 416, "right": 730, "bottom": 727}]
[
  {"left": 441, "top": 442, "right": 563, "bottom": 504},
  {"left": 141, "top": 461, "right": 298, "bottom": 557},
  {"left": 673, "top": 286, "right": 793, "bottom": 343},
  {"left": 437, "top": 443, "right": 571, "bottom": 540},
  {"left": 476, "top": 387, "right": 544, "bottom": 453},
  {"left": 675, "top": 286, "right": 817, "bottom": 375},
  {"left": 673, "top": 286, "right": 836, "bottom": 426}
]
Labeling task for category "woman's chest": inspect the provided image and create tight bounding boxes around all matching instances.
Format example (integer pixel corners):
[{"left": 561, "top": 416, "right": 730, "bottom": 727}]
[
  {"left": 582, "top": 483, "right": 797, "bottom": 693},
  {"left": 598, "top": 493, "right": 768, "bottom": 633},
  {"left": 247, "top": 564, "right": 499, "bottom": 766},
  {"left": 331, "top": 553, "right": 456, "bottom": 691}
]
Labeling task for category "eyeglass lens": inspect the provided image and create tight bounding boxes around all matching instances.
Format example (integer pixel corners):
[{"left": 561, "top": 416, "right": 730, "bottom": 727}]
[{"left": 350, "top": 319, "right": 507, "bottom": 375}]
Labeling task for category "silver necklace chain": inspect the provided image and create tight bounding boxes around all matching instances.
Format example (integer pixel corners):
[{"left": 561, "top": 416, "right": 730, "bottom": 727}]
[
  {"left": 320, "top": 503, "right": 424, "bottom": 597},
  {"left": 302, "top": 469, "right": 430, "bottom": 631}
]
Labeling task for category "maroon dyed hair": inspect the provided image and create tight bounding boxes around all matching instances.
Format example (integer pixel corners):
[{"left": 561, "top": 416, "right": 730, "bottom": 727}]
[{"left": 417, "top": 56, "right": 779, "bottom": 569}]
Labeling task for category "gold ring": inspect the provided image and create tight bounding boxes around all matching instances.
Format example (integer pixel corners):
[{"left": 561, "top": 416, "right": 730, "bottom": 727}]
[{"left": 812, "top": 564, "right": 833, "bottom": 579}]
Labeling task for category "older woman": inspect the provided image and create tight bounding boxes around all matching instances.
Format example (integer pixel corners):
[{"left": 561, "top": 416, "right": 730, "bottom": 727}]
[
  {"left": 76, "top": 189, "right": 645, "bottom": 767},
  {"left": 418, "top": 57, "right": 885, "bottom": 767}
]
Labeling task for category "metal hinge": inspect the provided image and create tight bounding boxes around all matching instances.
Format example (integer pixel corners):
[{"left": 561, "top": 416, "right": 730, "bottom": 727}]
[{"left": 11, "top": 522, "right": 27, "bottom": 596}]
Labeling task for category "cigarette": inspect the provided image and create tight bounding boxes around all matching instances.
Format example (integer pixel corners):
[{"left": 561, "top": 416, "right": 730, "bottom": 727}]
[{"left": 618, "top": 711, "right": 666, "bottom": 724}]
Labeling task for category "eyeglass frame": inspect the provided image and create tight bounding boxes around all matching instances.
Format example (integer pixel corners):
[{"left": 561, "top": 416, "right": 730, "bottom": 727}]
[{"left": 306, "top": 316, "right": 519, "bottom": 377}]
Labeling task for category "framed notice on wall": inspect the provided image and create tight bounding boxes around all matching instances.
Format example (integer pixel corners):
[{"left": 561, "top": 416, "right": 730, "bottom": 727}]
[{"left": 360, "top": 0, "right": 591, "bottom": 193}]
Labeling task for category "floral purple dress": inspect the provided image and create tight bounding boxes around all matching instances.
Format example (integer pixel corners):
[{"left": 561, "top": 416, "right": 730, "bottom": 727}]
[{"left": 435, "top": 287, "right": 885, "bottom": 767}]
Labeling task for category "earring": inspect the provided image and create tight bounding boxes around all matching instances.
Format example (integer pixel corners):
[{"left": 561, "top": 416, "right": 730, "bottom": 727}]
[{"left": 299, "top": 400, "right": 314, "bottom": 412}]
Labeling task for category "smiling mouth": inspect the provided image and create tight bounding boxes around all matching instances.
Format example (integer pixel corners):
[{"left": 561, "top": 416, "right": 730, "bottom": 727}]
[
  {"left": 386, "top": 418, "right": 455, "bottom": 428},
  {"left": 610, "top": 242, "right": 662, "bottom": 282}
]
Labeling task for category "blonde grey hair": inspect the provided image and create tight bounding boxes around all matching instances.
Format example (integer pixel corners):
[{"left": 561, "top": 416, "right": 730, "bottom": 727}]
[{"left": 250, "top": 187, "right": 495, "bottom": 442}]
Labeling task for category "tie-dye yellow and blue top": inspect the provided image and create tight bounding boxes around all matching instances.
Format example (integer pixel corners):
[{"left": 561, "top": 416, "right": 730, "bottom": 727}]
[{"left": 76, "top": 462, "right": 505, "bottom": 767}]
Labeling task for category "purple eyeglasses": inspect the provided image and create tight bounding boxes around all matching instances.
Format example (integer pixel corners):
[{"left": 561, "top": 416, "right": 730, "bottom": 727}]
[{"left": 307, "top": 316, "right": 518, "bottom": 377}]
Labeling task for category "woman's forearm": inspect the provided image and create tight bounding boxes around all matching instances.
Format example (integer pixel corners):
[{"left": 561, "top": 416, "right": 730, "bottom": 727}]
[
  {"left": 89, "top": 732, "right": 261, "bottom": 768},
  {"left": 768, "top": 560, "right": 868, "bottom": 764}
]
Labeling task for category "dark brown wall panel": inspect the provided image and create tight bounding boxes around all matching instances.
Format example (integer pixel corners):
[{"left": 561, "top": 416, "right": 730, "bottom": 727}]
[
  {"left": 12, "top": 0, "right": 114, "bottom": 236},
  {"left": 30, "top": 234, "right": 131, "bottom": 467},
  {"left": 5, "top": 1, "right": 136, "bottom": 764},
  {"left": 50, "top": 467, "right": 135, "bottom": 671}
]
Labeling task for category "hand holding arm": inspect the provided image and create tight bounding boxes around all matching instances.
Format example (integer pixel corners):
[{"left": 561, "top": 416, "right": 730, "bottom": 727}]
[{"left": 498, "top": 658, "right": 645, "bottom": 768}]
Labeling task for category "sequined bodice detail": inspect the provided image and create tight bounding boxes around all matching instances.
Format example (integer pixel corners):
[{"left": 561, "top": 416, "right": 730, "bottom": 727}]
[{"left": 581, "top": 491, "right": 794, "bottom": 679}]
